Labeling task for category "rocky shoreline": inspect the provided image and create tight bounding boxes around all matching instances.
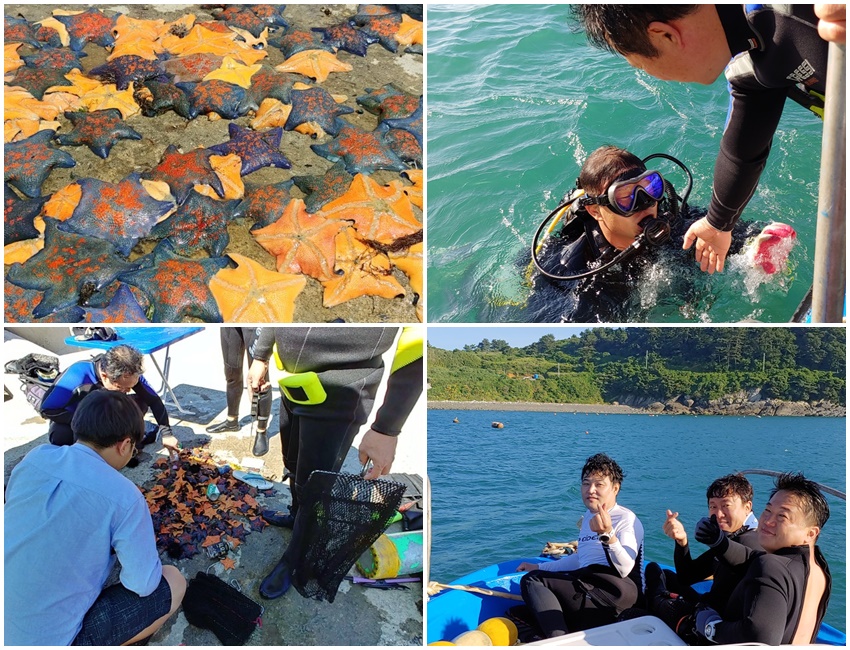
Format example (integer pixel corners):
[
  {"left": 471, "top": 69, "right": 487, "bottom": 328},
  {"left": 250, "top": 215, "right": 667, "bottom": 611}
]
[{"left": 428, "top": 397, "right": 845, "bottom": 417}]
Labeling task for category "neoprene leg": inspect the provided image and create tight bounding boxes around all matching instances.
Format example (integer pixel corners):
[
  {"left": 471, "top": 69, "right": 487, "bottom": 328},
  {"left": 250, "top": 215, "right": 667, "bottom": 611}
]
[
  {"left": 520, "top": 571, "right": 570, "bottom": 637},
  {"left": 220, "top": 328, "right": 246, "bottom": 418}
]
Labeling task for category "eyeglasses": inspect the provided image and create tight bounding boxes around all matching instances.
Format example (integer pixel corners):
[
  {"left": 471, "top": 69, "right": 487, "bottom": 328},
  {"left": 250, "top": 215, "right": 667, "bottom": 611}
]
[
  {"left": 131, "top": 440, "right": 139, "bottom": 458},
  {"left": 582, "top": 170, "right": 665, "bottom": 216}
]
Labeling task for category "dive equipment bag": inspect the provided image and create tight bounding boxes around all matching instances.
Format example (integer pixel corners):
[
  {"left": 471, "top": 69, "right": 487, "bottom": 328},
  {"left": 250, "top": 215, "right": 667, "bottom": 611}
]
[
  {"left": 182, "top": 571, "right": 262, "bottom": 645},
  {"left": 4, "top": 353, "right": 60, "bottom": 411}
]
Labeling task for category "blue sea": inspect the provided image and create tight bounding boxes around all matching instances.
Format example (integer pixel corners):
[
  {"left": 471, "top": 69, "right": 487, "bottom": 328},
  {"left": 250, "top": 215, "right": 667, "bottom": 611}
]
[
  {"left": 427, "top": 5, "right": 826, "bottom": 322},
  {"left": 428, "top": 410, "right": 846, "bottom": 630}
]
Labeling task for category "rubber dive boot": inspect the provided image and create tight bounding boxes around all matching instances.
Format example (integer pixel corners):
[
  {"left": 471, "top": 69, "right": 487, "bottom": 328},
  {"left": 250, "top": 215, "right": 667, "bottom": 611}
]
[
  {"left": 260, "top": 557, "right": 292, "bottom": 599},
  {"left": 252, "top": 429, "right": 269, "bottom": 456},
  {"left": 206, "top": 419, "right": 240, "bottom": 433},
  {"left": 261, "top": 509, "right": 295, "bottom": 528}
]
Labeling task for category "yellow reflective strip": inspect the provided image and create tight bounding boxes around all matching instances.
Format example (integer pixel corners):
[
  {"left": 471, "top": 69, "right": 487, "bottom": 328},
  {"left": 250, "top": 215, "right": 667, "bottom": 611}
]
[{"left": 391, "top": 326, "right": 423, "bottom": 374}]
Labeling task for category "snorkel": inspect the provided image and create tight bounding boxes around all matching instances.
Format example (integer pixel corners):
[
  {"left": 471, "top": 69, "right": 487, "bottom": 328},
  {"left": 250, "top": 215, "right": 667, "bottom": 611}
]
[{"left": 531, "top": 153, "right": 693, "bottom": 282}]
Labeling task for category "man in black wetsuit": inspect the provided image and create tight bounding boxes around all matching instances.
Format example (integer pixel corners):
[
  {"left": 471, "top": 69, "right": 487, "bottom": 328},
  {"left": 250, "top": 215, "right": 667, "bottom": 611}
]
[
  {"left": 645, "top": 474, "right": 763, "bottom": 639},
  {"left": 692, "top": 472, "right": 831, "bottom": 644},
  {"left": 244, "top": 327, "right": 423, "bottom": 600},
  {"left": 573, "top": 5, "right": 841, "bottom": 274}
]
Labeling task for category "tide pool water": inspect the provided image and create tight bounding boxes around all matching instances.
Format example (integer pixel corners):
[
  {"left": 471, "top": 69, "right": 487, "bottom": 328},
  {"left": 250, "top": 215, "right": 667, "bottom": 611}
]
[
  {"left": 428, "top": 410, "right": 846, "bottom": 630},
  {"left": 427, "top": 5, "right": 825, "bottom": 322}
]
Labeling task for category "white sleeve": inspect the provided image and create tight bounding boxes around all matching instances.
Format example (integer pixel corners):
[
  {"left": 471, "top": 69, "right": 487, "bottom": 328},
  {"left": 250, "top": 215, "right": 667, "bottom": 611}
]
[{"left": 604, "top": 513, "right": 640, "bottom": 578}]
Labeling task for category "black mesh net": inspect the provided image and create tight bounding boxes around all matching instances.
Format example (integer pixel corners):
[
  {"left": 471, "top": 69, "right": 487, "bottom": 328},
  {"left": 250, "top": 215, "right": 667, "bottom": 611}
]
[{"left": 291, "top": 470, "right": 405, "bottom": 602}]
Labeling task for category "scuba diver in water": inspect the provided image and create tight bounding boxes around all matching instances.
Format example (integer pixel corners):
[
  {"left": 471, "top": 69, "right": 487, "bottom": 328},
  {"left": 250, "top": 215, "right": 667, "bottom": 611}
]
[{"left": 528, "top": 145, "right": 778, "bottom": 322}]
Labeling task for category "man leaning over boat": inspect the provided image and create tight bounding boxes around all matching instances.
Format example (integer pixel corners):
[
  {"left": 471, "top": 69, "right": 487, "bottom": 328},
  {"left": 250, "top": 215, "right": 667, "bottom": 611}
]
[{"left": 516, "top": 453, "right": 644, "bottom": 638}]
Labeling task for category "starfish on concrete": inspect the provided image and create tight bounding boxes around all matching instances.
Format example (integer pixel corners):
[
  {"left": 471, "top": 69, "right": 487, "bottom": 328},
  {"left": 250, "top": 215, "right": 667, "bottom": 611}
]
[
  {"left": 202, "top": 56, "right": 262, "bottom": 89},
  {"left": 233, "top": 180, "right": 294, "bottom": 229},
  {"left": 179, "top": 79, "right": 247, "bottom": 120},
  {"left": 321, "top": 226, "right": 405, "bottom": 308},
  {"left": 6, "top": 218, "right": 138, "bottom": 319},
  {"left": 142, "top": 144, "right": 224, "bottom": 204},
  {"left": 272, "top": 29, "right": 334, "bottom": 58},
  {"left": 291, "top": 161, "right": 354, "bottom": 214},
  {"left": 54, "top": 8, "right": 118, "bottom": 52},
  {"left": 62, "top": 173, "right": 175, "bottom": 256},
  {"left": 134, "top": 80, "right": 194, "bottom": 120},
  {"left": 89, "top": 55, "right": 167, "bottom": 90},
  {"left": 5, "top": 192, "right": 49, "bottom": 244},
  {"left": 285, "top": 87, "right": 354, "bottom": 138},
  {"left": 249, "top": 98, "right": 292, "bottom": 130},
  {"left": 238, "top": 67, "right": 308, "bottom": 113},
  {"left": 208, "top": 123, "right": 291, "bottom": 175},
  {"left": 56, "top": 109, "right": 142, "bottom": 159},
  {"left": 312, "top": 22, "right": 376, "bottom": 57},
  {"left": 21, "top": 47, "right": 87, "bottom": 73},
  {"left": 388, "top": 241, "right": 423, "bottom": 296},
  {"left": 317, "top": 173, "right": 421, "bottom": 246},
  {"left": 7, "top": 66, "right": 73, "bottom": 100},
  {"left": 252, "top": 198, "right": 347, "bottom": 281},
  {"left": 351, "top": 12, "right": 402, "bottom": 53},
  {"left": 274, "top": 49, "right": 353, "bottom": 83},
  {"left": 163, "top": 53, "right": 224, "bottom": 83},
  {"left": 5, "top": 279, "right": 85, "bottom": 323},
  {"left": 310, "top": 123, "right": 407, "bottom": 175},
  {"left": 81, "top": 283, "right": 149, "bottom": 323},
  {"left": 210, "top": 253, "right": 307, "bottom": 322},
  {"left": 78, "top": 82, "right": 141, "bottom": 119},
  {"left": 149, "top": 189, "right": 239, "bottom": 257},
  {"left": 4, "top": 130, "right": 76, "bottom": 198},
  {"left": 118, "top": 240, "right": 228, "bottom": 322}
]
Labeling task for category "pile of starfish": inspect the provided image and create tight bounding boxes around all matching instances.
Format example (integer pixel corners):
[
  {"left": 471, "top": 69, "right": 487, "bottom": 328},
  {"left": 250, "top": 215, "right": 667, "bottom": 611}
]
[
  {"left": 144, "top": 448, "right": 273, "bottom": 568},
  {"left": 4, "top": 4, "right": 423, "bottom": 323}
]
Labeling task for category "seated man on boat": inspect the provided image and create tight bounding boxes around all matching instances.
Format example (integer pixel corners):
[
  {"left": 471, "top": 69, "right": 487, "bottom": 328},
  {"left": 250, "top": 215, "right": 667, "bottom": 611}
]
[
  {"left": 692, "top": 472, "right": 831, "bottom": 644},
  {"left": 516, "top": 453, "right": 644, "bottom": 638},
  {"left": 645, "top": 473, "right": 764, "bottom": 639},
  {"left": 527, "top": 145, "right": 794, "bottom": 322}
]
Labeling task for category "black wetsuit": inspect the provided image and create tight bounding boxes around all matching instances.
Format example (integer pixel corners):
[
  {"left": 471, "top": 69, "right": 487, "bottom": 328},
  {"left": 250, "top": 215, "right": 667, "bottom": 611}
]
[
  {"left": 672, "top": 527, "right": 763, "bottom": 610},
  {"left": 528, "top": 207, "right": 760, "bottom": 322},
  {"left": 710, "top": 5, "right": 827, "bottom": 232},
  {"left": 220, "top": 327, "right": 271, "bottom": 423},
  {"left": 713, "top": 542, "right": 831, "bottom": 644}
]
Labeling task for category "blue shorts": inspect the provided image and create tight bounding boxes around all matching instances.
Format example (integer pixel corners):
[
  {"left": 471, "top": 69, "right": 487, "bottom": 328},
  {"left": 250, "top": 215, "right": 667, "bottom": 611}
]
[{"left": 72, "top": 576, "right": 172, "bottom": 646}]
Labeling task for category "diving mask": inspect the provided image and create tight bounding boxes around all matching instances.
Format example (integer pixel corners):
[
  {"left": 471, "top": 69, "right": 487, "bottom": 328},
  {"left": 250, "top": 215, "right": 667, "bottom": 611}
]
[{"left": 582, "top": 169, "right": 665, "bottom": 217}]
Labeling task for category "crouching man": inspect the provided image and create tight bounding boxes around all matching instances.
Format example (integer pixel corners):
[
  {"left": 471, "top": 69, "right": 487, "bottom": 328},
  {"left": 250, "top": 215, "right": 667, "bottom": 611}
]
[{"left": 5, "top": 390, "right": 186, "bottom": 645}]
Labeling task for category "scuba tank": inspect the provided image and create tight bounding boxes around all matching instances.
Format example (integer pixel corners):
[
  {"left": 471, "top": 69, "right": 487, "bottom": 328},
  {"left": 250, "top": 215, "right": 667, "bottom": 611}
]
[{"left": 531, "top": 153, "right": 693, "bottom": 282}]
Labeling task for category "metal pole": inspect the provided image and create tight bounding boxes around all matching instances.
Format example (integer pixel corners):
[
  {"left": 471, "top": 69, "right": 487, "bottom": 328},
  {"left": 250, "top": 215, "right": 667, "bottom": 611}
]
[{"left": 811, "top": 42, "right": 846, "bottom": 323}]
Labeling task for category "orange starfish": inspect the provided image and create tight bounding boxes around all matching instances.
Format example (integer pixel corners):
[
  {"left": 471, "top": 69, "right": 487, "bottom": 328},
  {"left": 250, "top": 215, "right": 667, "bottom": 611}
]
[
  {"left": 401, "top": 169, "right": 423, "bottom": 209},
  {"left": 5, "top": 43, "right": 23, "bottom": 73},
  {"left": 42, "top": 182, "right": 82, "bottom": 221},
  {"left": 162, "top": 24, "right": 237, "bottom": 57},
  {"left": 79, "top": 83, "right": 140, "bottom": 119},
  {"left": 226, "top": 43, "right": 268, "bottom": 66},
  {"left": 252, "top": 198, "right": 347, "bottom": 281},
  {"left": 220, "top": 557, "right": 237, "bottom": 571},
  {"left": 202, "top": 56, "right": 261, "bottom": 88},
  {"left": 395, "top": 15, "right": 424, "bottom": 46},
  {"left": 210, "top": 253, "right": 307, "bottom": 322},
  {"left": 249, "top": 98, "right": 293, "bottom": 130},
  {"left": 4, "top": 119, "right": 59, "bottom": 143},
  {"left": 108, "top": 37, "right": 164, "bottom": 61},
  {"left": 34, "top": 17, "right": 70, "bottom": 47},
  {"left": 274, "top": 49, "right": 353, "bottom": 83},
  {"left": 46, "top": 69, "right": 104, "bottom": 97},
  {"left": 388, "top": 241, "right": 423, "bottom": 296},
  {"left": 317, "top": 174, "right": 421, "bottom": 246},
  {"left": 195, "top": 154, "right": 244, "bottom": 200},
  {"left": 5, "top": 87, "right": 61, "bottom": 123},
  {"left": 322, "top": 227, "right": 406, "bottom": 307},
  {"left": 4, "top": 239, "right": 44, "bottom": 265}
]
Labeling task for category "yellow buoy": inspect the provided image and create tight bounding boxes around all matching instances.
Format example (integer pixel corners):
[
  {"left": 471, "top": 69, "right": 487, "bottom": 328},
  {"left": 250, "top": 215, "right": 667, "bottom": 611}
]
[
  {"left": 428, "top": 642, "right": 455, "bottom": 646},
  {"left": 452, "top": 630, "right": 493, "bottom": 645},
  {"left": 478, "top": 617, "right": 518, "bottom": 646}
]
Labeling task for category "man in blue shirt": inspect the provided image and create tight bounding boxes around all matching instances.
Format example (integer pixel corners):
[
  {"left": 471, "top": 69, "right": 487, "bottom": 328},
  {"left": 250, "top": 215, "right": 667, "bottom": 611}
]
[{"left": 5, "top": 391, "right": 186, "bottom": 645}]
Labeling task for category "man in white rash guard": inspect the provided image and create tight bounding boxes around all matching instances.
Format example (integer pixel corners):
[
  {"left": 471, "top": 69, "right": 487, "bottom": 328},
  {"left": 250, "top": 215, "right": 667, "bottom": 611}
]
[{"left": 517, "top": 453, "right": 644, "bottom": 638}]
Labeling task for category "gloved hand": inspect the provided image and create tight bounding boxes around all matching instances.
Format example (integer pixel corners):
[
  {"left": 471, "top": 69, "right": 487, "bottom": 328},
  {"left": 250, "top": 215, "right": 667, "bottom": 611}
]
[
  {"left": 695, "top": 605, "right": 722, "bottom": 641},
  {"left": 695, "top": 515, "right": 725, "bottom": 548}
]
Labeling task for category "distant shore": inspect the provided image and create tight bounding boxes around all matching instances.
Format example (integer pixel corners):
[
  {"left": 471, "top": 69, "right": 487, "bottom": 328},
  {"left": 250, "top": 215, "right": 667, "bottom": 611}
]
[{"left": 428, "top": 401, "right": 641, "bottom": 414}]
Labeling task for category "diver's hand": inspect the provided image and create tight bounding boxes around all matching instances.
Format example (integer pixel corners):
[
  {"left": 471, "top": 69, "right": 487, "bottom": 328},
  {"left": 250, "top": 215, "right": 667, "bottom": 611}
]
[
  {"left": 683, "top": 217, "right": 732, "bottom": 274},
  {"left": 246, "top": 359, "right": 271, "bottom": 393},
  {"left": 517, "top": 562, "right": 539, "bottom": 572},
  {"left": 358, "top": 428, "right": 398, "bottom": 479},
  {"left": 815, "top": 4, "right": 846, "bottom": 43},
  {"left": 663, "top": 509, "right": 688, "bottom": 547}
]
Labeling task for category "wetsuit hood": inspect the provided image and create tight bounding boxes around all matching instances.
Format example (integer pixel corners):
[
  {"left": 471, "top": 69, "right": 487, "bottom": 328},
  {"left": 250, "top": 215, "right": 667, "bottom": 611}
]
[{"left": 716, "top": 5, "right": 760, "bottom": 57}]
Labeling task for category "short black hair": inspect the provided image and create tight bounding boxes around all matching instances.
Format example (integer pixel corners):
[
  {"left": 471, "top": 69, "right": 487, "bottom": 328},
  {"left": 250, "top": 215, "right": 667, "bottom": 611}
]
[
  {"left": 71, "top": 390, "right": 145, "bottom": 449},
  {"left": 706, "top": 473, "right": 754, "bottom": 504},
  {"left": 571, "top": 5, "right": 699, "bottom": 57},
  {"left": 769, "top": 472, "right": 830, "bottom": 529},
  {"left": 578, "top": 145, "right": 646, "bottom": 196},
  {"left": 99, "top": 345, "right": 144, "bottom": 383},
  {"left": 582, "top": 453, "right": 624, "bottom": 486}
]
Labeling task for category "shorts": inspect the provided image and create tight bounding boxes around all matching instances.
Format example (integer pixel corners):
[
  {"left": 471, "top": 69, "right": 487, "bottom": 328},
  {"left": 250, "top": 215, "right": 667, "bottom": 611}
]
[{"left": 72, "top": 576, "right": 171, "bottom": 646}]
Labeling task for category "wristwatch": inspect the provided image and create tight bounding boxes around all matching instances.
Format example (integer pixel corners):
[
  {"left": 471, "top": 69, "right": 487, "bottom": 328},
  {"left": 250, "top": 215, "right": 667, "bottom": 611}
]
[{"left": 598, "top": 530, "right": 614, "bottom": 545}]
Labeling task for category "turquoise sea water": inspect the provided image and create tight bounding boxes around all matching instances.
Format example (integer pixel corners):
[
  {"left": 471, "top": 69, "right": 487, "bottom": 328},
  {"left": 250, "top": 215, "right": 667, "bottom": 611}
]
[
  {"left": 427, "top": 410, "right": 846, "bottom": 630},
  {"left": 427, "top": 5, "right": 825, "bottom": 323}
]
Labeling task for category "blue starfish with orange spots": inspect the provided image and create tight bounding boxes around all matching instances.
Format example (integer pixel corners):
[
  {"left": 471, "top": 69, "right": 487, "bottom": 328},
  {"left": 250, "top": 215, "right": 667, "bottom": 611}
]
[
  {"left": 209, "top": 123, "right": 291, "bottom": 175},
  {"left": 118, "top": 241, "right": 228, "bottom": 323},
  {"left": 150, "top": 190, "right": 240, "bottom": 257},
  {"left": 4, "top": 279, "right": 85, "bottom": 324},
  {"left": 5, "top": 131, "right": 76, "bottom": 198},
  {"left": 142, "top": 144, "right": 224, "bottom": 204},
  {"left": 81, "top": 284, "right": 149, "bottom": 323},
  {"left": 89, "top": 55, "right": 167, "bottom": 91},
  {"left": 21, "top": 47, "right": 87, "bottom": 73},
  {"left": 6, "top": 219, "right": 138, "bottom": 319},
  {"left": 310, "top": 123, "right": 406, "bottom": 175},
  {"left": 5, "top": 191, "right": 48, "bottom": 244},
  {"left": 178, "top": 80, "right": 248, "bottom": 120},
  {"left": 313, "top": 22, "right": 376, "bottom": 56},
  {"left": 7, "top": 65, "right": 73, "bottom": 100},
  {"left": 233, "top": 180, "right": 294, "bottom": 229},
  {"left": 285, "top": 87, "right": 354, "bottom": 137},
  {"left": 54, "top": 8, "right": 117, "bottom": 52},
  {"left": 61, "top": 173, "right": 174, "bottom": 256},
  {"left": 56, "top": 109, "right": 143, "bottom": 159},
  {"left": 291, "top": 162, "right": 354, "bottom": 214}
]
